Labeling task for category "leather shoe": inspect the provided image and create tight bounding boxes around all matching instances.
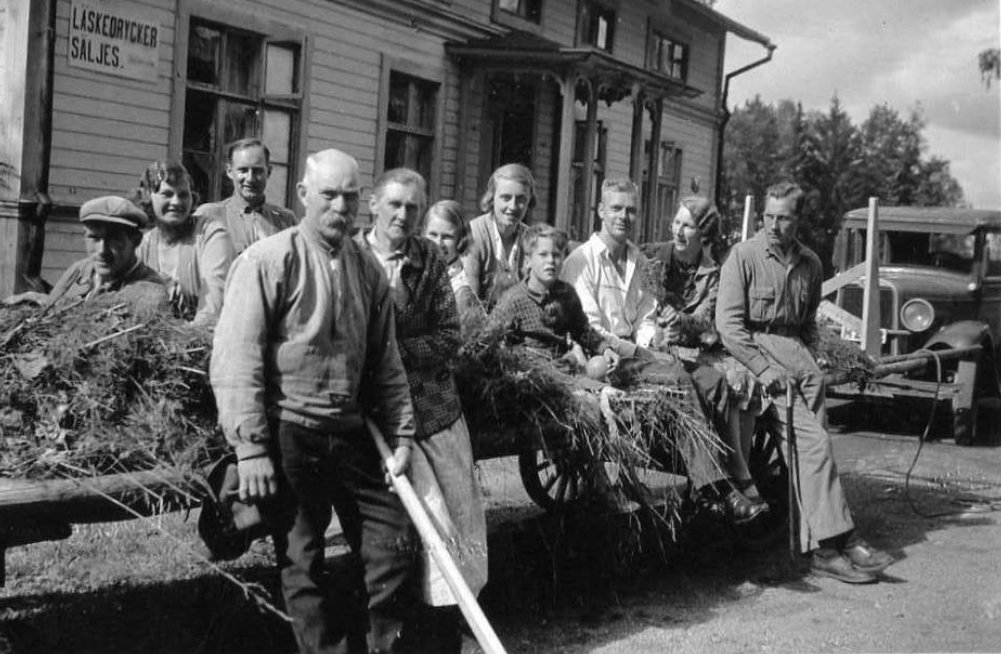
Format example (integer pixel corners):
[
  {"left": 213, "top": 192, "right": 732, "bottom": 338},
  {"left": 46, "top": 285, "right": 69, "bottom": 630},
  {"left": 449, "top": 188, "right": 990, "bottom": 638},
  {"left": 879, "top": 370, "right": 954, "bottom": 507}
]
[
  {"left": 724, "top": 489, "right": 770, "bottom": 525},
  {"left": 842, "top": 536, "right": 894, "bottom": 573},
  {"left": 810, "top": 548, "right": 877, "bottom": 584}
]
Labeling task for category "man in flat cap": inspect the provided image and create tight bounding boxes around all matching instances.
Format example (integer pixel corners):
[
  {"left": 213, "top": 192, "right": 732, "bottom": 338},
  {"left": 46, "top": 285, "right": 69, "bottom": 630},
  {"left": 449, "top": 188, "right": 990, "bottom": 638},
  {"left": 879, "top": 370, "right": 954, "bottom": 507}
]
[{"left": 8, "top": 196, "right": 168, "bottom": 315}]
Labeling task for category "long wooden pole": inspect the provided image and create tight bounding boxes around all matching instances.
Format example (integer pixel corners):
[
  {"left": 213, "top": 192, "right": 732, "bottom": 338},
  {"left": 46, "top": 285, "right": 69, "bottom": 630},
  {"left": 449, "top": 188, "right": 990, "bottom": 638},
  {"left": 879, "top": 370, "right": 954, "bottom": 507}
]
[
  {"left": 365, "top": 418, "right": 508, "bottom": 654},
  {"left": 741, "top": 194, "right": 755, "bottom": 241},
  {"left": 785, "top": 384, "right": 799, "bottom": 564}
]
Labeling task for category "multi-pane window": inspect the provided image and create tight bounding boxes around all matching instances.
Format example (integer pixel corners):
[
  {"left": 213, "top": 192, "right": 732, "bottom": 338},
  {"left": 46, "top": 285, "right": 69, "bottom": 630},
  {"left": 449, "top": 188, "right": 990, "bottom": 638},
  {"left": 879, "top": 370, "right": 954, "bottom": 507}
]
[
  {"left": 649, "top": 32, "right": 689, "bottom": 82},
  {"left": 579, "top": 1, "right": 615, "bottom": 52},
  {"left": 183, "top": 18, "right": 301, "bottom": 206},
  {"left": 383, "top": 71, "right": 438, "bottom": 183},
  {"left": 570, "top": 120, "right": 607, "bottom": 241},
  {"left": 640, "top": 140, "right": 683, "bottom": 242},
  {"left": 497, "top": 0, "right": 543, "bottom": 23}
]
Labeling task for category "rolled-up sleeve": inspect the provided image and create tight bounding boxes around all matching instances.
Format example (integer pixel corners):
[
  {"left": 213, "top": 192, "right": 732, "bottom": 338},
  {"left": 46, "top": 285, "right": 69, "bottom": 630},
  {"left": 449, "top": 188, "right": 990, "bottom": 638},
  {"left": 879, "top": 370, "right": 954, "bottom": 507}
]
[
  {"left": 715, "top": 247, "right": 771, "bottom": 376},
  {"left": 210, "top": 252, "right": 277, "bottom": 460}
]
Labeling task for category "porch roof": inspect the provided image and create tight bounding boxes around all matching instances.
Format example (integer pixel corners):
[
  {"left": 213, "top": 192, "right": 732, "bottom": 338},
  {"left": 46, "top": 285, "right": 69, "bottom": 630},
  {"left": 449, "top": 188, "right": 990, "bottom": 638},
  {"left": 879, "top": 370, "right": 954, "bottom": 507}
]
[{"left": 445, "top": 31, "right": 703, "bottom": 103}]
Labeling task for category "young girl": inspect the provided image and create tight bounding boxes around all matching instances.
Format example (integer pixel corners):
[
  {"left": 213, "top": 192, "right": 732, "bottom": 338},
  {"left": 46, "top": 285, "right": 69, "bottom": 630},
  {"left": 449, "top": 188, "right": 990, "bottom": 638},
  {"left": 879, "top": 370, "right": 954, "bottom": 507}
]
[{"left": 423, "top": 200, "right": 485, "bottom": 327}]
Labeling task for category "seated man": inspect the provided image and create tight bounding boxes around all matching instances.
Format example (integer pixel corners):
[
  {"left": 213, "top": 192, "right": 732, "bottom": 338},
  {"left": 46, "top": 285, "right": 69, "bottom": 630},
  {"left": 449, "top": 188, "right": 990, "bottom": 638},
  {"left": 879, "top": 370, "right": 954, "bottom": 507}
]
[
  {"left": 4, "top": 196, "right": 166, "bottom": 316},
  {"left": 560, "top": 178, "right": 766, "bottom": 524},
  {"left": 716, "top": 181, "right": 894, "bottom": 584}
]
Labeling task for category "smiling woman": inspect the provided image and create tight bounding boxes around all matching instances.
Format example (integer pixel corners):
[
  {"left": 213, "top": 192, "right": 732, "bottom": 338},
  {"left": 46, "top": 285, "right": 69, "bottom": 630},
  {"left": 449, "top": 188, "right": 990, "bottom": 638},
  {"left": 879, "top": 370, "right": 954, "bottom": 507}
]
[{"left": 131, "top": 160, "right": 234, "bottom": 323}]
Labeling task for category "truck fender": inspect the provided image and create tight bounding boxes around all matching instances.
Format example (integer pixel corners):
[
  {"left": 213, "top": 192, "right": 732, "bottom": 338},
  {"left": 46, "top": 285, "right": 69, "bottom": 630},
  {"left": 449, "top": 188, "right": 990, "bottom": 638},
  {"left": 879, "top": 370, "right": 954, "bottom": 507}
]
[{"left": 921, "top": 320, "right": 992, "bottom": 352}]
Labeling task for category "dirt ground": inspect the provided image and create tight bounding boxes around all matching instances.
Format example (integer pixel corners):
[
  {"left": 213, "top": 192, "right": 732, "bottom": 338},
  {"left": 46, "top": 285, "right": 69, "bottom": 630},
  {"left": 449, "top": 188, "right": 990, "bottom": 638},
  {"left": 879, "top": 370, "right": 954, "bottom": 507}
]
[{"left": 1, "top": 413, "right": 1000, "bottom": 653}]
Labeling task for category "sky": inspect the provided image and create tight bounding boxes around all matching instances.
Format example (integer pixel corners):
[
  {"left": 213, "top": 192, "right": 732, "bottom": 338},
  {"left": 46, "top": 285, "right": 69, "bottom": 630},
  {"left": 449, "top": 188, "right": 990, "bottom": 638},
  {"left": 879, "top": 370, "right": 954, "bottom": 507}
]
[{"left": 715, "top": 0, "right": 1001, "bottom": 209}]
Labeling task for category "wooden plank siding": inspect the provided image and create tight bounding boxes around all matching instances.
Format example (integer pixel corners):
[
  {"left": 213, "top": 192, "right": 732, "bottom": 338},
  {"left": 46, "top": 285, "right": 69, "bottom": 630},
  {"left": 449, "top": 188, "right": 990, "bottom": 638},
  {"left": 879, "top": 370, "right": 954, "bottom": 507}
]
[{"left": 34, "top": 0, "right": 757, "bottom": 283}]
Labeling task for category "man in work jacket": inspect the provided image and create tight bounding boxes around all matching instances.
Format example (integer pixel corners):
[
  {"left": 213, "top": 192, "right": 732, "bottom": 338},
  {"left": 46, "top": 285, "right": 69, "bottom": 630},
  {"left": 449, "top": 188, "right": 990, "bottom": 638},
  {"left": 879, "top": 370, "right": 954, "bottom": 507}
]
[
  {"left": 210, "top": 148, "right": 417, "bottom": 653},
  {"left": 716, "top": 180, "right": 895, "bottom": 585}
]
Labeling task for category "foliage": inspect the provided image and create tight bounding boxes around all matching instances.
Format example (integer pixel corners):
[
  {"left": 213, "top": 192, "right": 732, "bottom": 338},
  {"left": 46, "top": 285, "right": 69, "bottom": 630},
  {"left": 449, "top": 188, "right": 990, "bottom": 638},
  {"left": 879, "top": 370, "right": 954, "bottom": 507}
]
[{"left": 721, "top": 96, "right": 966, "bottom": 276}]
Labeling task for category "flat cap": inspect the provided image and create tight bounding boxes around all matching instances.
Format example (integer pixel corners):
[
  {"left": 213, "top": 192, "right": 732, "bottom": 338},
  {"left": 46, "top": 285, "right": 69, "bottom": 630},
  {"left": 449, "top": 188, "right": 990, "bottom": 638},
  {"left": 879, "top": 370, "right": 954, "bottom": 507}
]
[{"left": 79, "top": 196, "right": 148, "bottom": 230}]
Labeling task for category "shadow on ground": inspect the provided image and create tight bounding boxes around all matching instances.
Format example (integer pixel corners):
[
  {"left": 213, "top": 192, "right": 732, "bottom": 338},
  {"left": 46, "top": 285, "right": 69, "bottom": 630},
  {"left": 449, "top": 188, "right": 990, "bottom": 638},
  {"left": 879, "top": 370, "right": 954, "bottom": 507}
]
[{"left": 0, "top": 446, "right": 997, "bottom": 653}]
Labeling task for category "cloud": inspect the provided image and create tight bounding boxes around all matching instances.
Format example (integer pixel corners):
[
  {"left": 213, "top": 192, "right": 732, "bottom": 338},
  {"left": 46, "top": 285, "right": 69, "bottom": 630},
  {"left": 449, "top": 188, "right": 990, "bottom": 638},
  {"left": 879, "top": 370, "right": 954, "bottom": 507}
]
[{"left": 717, "top": 0, "right": 1000, "bottom": 207}]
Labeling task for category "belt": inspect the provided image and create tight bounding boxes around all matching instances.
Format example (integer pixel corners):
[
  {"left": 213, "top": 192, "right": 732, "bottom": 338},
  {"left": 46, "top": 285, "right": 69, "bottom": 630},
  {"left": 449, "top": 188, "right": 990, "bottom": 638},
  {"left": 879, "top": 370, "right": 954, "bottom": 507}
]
[{"left": 753, "top": 323, "right": 801, "bottom": 338}]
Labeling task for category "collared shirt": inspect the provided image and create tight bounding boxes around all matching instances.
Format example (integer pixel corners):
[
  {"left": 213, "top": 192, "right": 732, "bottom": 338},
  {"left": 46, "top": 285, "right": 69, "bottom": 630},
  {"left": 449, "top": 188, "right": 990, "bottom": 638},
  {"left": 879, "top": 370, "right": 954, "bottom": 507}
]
[
  {"left": 194, "top": 194, "right": 298, "bottom": 256},
  {"left": 355, "top": 229, "right": 463, "bottom": 439},
  {"left": 462, "top": 213, "right": 527, "bottom": 308},
  {"left": 46, "top": 257, "right": 168, "bottom": 317},
  {"left": 715, "top": 231, "right": 824, "bottom": 376},
  {"left": 210, "top": 223, "right": 415, "bottom": 460},
  {"left": 560, "top": 233, "right": 657, "bottom": 357},
  {"left": 364, "top": 228, "right": 409, "bottom": 311},
  {"left": 489, "top": 279, "right": 610, "bottom": 358},
  {"left": 137, "top": 212, "right": 233, "bottom": 322}
]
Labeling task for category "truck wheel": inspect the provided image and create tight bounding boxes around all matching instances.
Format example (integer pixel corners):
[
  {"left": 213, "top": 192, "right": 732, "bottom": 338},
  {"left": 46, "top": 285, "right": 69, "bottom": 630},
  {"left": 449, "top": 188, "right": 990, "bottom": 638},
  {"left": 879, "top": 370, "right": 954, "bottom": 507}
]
[{"left": 953, "top": 403, "right": 978, "bottom": 446}]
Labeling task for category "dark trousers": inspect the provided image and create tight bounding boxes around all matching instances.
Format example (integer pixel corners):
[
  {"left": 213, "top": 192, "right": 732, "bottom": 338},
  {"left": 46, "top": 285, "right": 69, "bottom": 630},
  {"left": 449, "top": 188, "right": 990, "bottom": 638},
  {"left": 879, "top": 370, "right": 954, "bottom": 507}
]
[
  {"left": 268, "top": 421, "right": 417, "bottom": 654},
  {"left": 621, "top": 354, "right": 729, "bottom": 490}
]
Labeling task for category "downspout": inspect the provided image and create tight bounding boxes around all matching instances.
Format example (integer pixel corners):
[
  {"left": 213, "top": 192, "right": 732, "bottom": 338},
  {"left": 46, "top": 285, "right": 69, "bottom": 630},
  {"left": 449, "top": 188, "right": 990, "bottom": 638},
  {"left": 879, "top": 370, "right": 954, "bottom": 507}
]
[
  {"left": 714, "top": 44, "right": 775, "bottom": 208},
  {"left": 18, "top": 0, "right": 57, "bottom": 292}
]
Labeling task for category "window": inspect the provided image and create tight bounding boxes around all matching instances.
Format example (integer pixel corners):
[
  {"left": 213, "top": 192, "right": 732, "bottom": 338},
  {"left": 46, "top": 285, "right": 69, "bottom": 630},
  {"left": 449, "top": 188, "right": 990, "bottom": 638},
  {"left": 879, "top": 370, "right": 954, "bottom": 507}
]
[
  {"left": 182, "top": 18, "right": 301, "bottom": 206},
  {"left": 648, "top": 32, "right": 689, "bottom": 82},
  {"left": 578, "top": 1, "right": 615, "bottom": 52},
  {"left": 381, "top": 70, "right": 439, "bottom": 184},
  {"left": 497, "top": 0, "right": 542, "bottom": 23},
  {"left": 570, "top": 120, "right": 607, "bottom": 241},
  {"left": 640, "top": 140, "right": 682, "bottom": 242}
]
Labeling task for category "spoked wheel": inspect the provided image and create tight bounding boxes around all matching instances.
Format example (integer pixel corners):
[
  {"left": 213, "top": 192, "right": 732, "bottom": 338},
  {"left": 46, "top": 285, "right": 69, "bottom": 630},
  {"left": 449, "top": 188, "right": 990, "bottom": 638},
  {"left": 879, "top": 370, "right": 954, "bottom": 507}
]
[
  {"left": 738, "top": 418, "right": 790, "bottom": 548},
  {"left": 518, "top": 447, "right": 588, "bottom": 512}
]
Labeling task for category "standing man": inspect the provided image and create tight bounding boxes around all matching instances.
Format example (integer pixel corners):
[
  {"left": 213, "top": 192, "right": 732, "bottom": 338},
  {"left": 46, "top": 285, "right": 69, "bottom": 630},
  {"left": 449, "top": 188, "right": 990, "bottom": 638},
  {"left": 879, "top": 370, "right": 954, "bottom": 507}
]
[
  {"left": 210, "top": 149, "right": 417, "bottom": 653},
  {"left": 195, "top": 137, "right": 298, "bottom": 255},
  {"left": 716, "top": 180, "right": 894, "bottom": 584},
  {"left": 562, "top": 176, "right": 766, "bottom": 524}
]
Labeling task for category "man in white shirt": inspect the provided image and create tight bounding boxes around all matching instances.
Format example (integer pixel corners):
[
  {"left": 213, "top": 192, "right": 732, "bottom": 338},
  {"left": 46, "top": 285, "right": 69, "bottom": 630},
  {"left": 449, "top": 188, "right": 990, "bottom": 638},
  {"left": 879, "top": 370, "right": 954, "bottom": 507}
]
[{"left": 562, "top": 176, "right": 767, "bottom": 525}]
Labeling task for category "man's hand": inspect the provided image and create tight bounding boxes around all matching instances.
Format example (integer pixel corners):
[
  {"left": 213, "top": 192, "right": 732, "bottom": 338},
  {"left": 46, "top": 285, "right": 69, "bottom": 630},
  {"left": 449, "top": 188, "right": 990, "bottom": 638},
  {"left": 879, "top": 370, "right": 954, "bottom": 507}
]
[
  {"left": 633, "top": 345, "right": 656, "bottom": 362},
  {"left": 602, "top": 347, "right": 621, "bottom": 372},
  {"left": 384, "top": 440, "right": 412, "bottom": 486},
  {"left": 237, "top": 456, "right": 277, "bottom": 502},
  {"left": 758, "top": 366, "right": 790, "bottom": 396}
]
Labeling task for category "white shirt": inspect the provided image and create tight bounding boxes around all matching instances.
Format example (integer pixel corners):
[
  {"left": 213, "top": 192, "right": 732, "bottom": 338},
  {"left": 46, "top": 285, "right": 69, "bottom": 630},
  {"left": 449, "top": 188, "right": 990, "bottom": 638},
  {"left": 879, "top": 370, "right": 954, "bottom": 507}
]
[{"left": 560, "top": 233, "right": 657, "bottom": 357}]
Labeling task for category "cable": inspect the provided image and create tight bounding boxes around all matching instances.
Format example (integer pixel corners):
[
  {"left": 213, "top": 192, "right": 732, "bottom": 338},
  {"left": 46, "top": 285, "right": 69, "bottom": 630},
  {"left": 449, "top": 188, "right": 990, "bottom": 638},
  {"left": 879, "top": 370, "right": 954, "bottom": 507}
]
[{"left": 902, "top": 349, "right": 1000, "bottom": 518}]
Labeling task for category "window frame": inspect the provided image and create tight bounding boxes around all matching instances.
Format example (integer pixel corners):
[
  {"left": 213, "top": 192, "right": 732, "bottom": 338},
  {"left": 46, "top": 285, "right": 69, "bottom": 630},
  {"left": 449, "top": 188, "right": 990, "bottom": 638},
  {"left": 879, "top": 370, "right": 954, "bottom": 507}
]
[
  {"left": 492, "top": 0, "right": 544, "bottom": 34},
  {"left": 575, "top": 0, "right": 617, "bottom": 53},
  {"left": 375, "top": 54, "right": 445, "bottom": 195},
  {"left": 646, "top": 24, "right": 690, "bottom": 82},
  {"left": 170, "top": 0, "right": 309, "bottom": 208}
]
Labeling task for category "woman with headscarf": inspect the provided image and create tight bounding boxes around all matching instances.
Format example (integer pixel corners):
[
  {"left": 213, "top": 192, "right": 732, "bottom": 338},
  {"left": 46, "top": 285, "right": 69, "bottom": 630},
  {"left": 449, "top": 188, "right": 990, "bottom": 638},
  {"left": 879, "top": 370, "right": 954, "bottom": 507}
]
[
  {"left": 652, "top": 196, "right": 767, "bottom": 505},
  {"left": 132, "top": 160, "right": 233, "bottom": 323}
]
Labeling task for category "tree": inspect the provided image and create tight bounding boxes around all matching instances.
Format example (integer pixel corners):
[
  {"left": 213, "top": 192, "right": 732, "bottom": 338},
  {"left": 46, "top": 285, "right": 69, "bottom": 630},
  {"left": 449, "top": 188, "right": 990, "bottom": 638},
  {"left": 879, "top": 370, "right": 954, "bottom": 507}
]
[
  {"left": 979, "top": 48, "right": 1000, "bottom": 88},
  {"left": 720, "top": 96, "right": 965, "bottom": 275}
]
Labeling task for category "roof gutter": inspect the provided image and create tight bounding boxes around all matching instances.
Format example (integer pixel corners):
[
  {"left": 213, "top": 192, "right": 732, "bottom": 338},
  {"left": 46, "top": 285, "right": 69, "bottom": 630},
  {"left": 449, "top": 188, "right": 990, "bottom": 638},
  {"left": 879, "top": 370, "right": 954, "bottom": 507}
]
[{"left": 714, "top": 43, "right": 776, "bottom": 208}]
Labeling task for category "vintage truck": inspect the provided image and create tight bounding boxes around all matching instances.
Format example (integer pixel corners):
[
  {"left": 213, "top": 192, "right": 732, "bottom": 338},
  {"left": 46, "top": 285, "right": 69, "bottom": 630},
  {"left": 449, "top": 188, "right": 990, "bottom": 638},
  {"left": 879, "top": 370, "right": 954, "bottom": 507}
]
[{"left": 826, "top": 206, "right": 1001, "bottom": 444}]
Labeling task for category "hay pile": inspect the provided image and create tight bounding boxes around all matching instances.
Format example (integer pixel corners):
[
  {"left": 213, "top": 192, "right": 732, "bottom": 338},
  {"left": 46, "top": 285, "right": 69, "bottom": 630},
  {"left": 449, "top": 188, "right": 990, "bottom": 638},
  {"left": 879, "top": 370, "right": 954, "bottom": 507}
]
[
  {"left": 0, "top": 297, "right": 223, "bottom": 479},
  {"left": 454, "top": 323, "right": 722, "bottom": 498}
]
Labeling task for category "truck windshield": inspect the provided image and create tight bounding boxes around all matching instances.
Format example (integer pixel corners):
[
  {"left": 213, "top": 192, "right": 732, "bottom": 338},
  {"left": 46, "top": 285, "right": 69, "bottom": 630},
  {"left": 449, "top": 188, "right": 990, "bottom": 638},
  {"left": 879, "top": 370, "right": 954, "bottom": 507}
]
[{"left": 882, "top": 231, "right": 975, "bottom": 273}]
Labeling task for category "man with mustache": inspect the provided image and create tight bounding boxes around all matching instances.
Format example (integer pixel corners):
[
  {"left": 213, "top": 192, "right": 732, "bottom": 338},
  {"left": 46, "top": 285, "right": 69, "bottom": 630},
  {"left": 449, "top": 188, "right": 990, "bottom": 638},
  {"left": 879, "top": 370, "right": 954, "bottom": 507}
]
[
  {"left": 211, "top": 149, "right": 418, "bottom": 653},
  {"left": 5, "top": 196, "right": 167, "bottom": 315},
  {"left": 195, "top": 137, "right": 298, "bottom": 256},
  {"left": 561, "top": 176, "right": 766, "bottom": 524},
  {"left": 716, "top": 180, "right": 894, "bottom": 584}
]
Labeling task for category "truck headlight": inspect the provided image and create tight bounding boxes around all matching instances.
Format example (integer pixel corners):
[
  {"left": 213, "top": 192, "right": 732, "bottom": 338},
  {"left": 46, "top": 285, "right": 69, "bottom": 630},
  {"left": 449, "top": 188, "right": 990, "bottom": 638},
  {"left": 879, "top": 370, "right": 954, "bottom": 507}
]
[{"left": 900, "top": 299, "right": 935, "bottom": 332}]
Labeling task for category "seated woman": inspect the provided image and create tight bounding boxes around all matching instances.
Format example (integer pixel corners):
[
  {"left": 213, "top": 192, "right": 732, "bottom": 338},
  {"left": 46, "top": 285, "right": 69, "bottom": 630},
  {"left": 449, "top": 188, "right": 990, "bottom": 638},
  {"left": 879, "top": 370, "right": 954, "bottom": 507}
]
[
  {"left": 652, "top": 196, "right": 765, "bottom": 502},
  {"left": 132, "top": 160, "right": 233, "bottom": 323},
  {"left": 463, "top": 163, "right": 536, "bottom": 309},
  {"left": 422, "top": 200, "right": 486, "bottom": 331},
  {"left": 492, "top": 224, "right": 765, "bottom": 524}
]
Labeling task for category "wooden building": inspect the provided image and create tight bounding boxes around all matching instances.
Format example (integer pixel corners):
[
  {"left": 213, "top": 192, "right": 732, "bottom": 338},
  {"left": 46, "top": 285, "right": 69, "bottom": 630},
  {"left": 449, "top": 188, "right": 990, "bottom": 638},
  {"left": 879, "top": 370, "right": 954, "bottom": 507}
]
[{"left": 0, "top": 0, "right": 771, "bottom": 296}]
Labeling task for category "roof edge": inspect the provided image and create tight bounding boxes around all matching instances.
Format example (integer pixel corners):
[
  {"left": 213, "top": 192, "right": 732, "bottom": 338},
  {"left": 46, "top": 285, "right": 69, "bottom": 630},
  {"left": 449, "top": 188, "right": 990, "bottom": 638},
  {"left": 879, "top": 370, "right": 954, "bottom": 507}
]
[{"left": 673, "top": 0, "right": 774, "bottom": 49}]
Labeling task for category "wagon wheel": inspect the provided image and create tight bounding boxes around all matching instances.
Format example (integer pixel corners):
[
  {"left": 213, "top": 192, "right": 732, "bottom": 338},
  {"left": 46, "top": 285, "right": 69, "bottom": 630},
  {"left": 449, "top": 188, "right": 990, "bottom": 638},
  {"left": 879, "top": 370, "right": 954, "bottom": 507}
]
[
  {"left": 748, "top": 417, "right": 789, "bottom": 511},
  {"left": 518, "top": 447, "right": 587, "bottom": 512}
]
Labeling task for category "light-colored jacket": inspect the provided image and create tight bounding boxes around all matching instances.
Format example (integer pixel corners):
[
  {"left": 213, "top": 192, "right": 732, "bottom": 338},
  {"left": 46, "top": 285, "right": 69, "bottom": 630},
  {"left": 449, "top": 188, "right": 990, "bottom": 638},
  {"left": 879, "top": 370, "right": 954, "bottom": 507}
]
[
  {"left": 194, "top": 195, "right": 297, "bottom": 256},
  {"left": 210, "top": 222, "right": 415, "bottom": 461},
  {"left": 560, "top": 233, "right": 657, "bottom": 357},
  {"left": 137, "top": 212, "right": 232, "bottom": 322}
]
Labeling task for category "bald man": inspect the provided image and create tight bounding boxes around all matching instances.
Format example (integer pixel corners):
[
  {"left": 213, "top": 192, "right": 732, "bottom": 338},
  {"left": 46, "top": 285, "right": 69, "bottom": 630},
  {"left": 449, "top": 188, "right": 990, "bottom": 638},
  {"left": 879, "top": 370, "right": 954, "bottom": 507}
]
[{"left": 211, "top": 149, "right": 418, "bottom": 653}]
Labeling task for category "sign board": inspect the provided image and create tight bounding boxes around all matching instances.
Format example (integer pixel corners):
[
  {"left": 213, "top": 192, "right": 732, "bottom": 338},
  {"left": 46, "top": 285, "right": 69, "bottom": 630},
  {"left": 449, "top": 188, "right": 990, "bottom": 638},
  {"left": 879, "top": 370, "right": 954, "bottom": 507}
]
[{"left": 68, "top": 0, "right": 159, "bottom": 81}]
